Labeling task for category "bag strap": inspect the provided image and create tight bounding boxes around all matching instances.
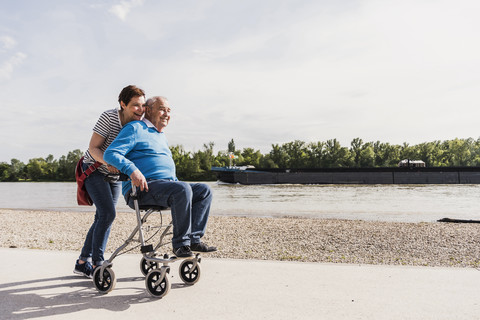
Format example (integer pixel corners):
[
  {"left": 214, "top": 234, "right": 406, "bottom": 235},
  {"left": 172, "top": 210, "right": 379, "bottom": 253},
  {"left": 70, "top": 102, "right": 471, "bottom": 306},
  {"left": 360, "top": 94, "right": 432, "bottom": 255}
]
[
  {"left": 80, "top": 160, "right": 103, "bottom": 180},
  {"left": 84, "top": 161, "right": 103, "bottom": 175}
]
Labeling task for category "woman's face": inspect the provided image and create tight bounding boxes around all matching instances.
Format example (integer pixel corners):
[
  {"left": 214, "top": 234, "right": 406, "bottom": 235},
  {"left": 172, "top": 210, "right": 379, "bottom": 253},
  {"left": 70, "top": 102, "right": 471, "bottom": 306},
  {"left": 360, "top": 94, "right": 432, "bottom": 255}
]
[{"left": 121, "top": 95, "right": 145, "bottom": 123}]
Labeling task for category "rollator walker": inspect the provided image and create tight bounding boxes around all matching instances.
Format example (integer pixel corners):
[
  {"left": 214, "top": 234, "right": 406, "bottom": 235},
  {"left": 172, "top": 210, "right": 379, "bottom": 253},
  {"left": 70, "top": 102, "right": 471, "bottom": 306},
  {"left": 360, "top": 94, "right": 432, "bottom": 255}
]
[{"left": 92, "top": 178, "right": 202, "bottom": 298}]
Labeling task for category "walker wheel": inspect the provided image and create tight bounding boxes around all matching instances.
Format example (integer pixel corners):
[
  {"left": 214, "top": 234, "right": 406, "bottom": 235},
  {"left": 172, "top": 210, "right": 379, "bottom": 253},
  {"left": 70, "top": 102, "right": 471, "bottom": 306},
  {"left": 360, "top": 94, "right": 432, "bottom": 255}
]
[
  {"left": 93, "top": 267, "right": 116, "bottom": 294},
  {"left": 179, "top": 259, "right": 201, "bottom": 285},
  {"left": 145, "top": 269, "right": 171, "bottom": 298},
  {"left": 140, "top": 257, "right": 158, "bottom": 276}
]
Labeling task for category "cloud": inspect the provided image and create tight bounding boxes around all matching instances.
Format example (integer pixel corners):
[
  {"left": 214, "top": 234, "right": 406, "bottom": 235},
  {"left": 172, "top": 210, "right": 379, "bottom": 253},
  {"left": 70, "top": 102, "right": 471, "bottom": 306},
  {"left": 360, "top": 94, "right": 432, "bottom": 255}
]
[
  {"left": 0, "top": 52, "right": 27, "bottom": 80},
  {"left": 2, "top": 0, "right": 480, "bottom": 162},
  {"left": 0, "top": 36, "right": 16, "bottom": 51},
  {"left": 0, "top": 35, "right": 26, "bottom": 80},
  {"left": 109, "top": 0, "right": 144, "bottom": 21}
]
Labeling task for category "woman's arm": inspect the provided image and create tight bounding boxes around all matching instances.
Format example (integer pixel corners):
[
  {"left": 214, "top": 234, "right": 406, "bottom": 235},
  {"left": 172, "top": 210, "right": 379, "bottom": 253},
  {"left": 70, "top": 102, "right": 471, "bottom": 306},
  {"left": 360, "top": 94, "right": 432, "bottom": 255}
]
[
  {"left": 88, "top": 132, "right": 119, "bottom": 173},
  {"left": 88, "top": 132, "right": 108, "bottom": 164}
]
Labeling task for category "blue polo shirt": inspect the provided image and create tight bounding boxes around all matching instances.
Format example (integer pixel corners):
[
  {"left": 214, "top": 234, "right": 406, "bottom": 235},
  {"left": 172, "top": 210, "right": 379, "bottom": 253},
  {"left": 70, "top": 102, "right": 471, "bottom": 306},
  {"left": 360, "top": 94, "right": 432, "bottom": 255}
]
[{"left": 104, "top": 119, "right": 177, "bottom": 196}]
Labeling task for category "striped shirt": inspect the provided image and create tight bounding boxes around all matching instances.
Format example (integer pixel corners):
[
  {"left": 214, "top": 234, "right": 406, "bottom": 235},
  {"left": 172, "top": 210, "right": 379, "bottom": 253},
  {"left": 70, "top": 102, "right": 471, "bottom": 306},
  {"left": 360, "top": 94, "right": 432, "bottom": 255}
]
[{"left": 83, "top": 109, "right": 123, "bottom": 175}]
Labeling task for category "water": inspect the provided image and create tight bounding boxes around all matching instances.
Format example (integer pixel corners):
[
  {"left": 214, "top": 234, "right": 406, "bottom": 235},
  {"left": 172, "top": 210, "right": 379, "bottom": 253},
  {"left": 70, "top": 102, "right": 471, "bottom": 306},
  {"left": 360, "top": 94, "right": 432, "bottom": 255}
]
[{"left": 0, "top": 182, "right": 479, "bottom": 223}]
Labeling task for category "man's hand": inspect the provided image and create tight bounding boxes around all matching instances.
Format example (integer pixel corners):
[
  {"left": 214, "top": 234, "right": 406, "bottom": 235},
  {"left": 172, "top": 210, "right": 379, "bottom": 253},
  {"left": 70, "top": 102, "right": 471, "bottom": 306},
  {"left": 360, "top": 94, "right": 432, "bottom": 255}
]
[{"left": 130, "top": 169, "right": 148, "bottom": 192}]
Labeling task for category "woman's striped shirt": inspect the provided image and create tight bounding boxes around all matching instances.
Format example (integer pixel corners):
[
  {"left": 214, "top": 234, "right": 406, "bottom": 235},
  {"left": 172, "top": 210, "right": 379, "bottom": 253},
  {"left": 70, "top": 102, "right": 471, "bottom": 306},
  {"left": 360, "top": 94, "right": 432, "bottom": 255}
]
[{"left": 83, "top": 109, "right": 123, "bottom": 175}]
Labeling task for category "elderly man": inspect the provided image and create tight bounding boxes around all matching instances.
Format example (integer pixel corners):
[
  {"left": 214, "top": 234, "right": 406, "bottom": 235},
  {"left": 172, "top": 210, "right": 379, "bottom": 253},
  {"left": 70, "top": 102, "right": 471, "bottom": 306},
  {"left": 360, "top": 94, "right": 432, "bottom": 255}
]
[{"left": 104, "top": 96, "right": 216, "bottom": 258}]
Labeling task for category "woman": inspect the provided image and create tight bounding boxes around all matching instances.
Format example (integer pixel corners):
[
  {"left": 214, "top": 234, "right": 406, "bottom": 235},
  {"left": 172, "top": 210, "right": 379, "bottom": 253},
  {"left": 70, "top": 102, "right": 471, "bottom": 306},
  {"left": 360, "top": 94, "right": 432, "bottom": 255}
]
[{"left": 74, "top": 85, "right": 145, "bottom": 278}]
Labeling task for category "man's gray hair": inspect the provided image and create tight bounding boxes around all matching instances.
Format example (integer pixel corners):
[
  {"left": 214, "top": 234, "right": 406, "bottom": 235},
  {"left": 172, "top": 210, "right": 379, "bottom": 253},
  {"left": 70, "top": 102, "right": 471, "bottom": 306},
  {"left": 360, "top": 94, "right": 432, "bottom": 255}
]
[{"left": 145, "top": 96, "right": 168, "bottom": 107}]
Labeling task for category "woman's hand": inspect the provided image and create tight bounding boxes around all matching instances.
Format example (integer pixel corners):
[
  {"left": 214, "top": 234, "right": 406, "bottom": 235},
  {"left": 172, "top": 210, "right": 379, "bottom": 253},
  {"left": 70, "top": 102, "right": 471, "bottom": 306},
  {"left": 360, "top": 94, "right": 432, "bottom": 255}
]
[{"left": 106, "top": 164, "right": 120, "bottom": 173}]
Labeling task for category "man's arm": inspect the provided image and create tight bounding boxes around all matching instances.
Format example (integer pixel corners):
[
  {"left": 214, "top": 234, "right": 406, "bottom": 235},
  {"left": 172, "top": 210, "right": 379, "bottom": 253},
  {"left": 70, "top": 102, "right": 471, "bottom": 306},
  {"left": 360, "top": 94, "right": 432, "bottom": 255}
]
[{"left": 104, "top": 124, "right": 149, "bottom": 191}]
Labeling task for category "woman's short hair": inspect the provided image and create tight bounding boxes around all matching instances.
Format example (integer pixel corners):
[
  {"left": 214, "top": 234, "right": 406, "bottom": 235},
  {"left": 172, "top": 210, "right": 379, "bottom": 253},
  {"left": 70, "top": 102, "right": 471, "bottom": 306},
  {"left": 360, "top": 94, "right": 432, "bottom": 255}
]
[{"left": 118, "top": 85, "right": 145, "bottom": 107}]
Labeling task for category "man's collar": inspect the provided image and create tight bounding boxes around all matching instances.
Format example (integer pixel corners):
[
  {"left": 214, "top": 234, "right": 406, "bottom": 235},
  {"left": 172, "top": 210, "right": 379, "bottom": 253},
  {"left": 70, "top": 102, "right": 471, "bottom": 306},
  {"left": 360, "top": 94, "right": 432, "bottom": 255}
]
[
  {"left": 142, "top": 118, "right": 164, "bottom": 133},
  {"left": 142, "top": 118, "right": 156, "bottom": 129}
]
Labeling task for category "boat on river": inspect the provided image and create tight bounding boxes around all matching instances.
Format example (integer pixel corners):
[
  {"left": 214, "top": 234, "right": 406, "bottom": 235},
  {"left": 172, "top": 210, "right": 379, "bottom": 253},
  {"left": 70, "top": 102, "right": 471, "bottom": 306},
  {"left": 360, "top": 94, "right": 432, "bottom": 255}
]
[{"left": 210, "top": 165, "right": 480, "bottom": 185}]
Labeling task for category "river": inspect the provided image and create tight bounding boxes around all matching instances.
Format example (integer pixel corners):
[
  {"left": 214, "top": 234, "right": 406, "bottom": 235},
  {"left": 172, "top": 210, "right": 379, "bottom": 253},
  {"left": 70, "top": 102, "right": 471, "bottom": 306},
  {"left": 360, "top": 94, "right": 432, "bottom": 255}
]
[{"left": 0, "top": 182, "right": 478, "bottom": 223}]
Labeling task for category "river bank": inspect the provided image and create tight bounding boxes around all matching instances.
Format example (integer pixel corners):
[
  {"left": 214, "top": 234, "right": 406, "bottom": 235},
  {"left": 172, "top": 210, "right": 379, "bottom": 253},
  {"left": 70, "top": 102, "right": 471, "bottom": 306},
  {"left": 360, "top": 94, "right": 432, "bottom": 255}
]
[{"left": 1, "top": 209, "right": 479, "bottom": 267}]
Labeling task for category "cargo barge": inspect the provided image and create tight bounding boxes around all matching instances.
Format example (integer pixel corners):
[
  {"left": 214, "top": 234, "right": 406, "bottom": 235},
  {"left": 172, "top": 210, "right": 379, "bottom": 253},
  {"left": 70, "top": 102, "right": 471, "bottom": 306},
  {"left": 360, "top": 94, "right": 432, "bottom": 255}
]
[{"left": 210, "top": 166, "right": 480, "bottom": 185}]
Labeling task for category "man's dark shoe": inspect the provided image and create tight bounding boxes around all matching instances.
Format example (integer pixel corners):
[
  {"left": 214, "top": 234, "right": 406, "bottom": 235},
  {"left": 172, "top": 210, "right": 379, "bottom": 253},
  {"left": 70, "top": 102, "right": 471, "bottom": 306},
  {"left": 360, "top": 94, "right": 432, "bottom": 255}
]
[
  {"left": 173, "top": 246, "right": 194, "bottom": 258},
  {"left": 191, "top": 242, "right": 217, "bottom": 252}
]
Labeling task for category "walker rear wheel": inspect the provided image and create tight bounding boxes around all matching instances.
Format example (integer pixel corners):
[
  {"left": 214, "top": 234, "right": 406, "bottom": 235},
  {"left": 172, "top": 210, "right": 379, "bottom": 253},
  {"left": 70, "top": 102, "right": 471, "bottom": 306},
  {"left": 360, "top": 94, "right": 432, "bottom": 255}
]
[
  {"left": 179, "top": 259, "right": 201, "bottom": 285},
  {"left": 145, "top": 269, "right": 171, "bottom": 298},
  {"left": 93, "top": 267, "right": 116, "bottom": 294},
  {"left": 140, "top": 257, "right": 158, "bottom": 276}
]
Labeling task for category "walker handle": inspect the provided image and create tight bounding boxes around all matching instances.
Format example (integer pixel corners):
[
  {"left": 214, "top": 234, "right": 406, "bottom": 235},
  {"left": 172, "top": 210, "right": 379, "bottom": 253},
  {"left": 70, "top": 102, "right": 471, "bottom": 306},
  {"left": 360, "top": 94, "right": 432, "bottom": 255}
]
[{"left": 104, "top": 173, "right": 130, "bottom": 182}]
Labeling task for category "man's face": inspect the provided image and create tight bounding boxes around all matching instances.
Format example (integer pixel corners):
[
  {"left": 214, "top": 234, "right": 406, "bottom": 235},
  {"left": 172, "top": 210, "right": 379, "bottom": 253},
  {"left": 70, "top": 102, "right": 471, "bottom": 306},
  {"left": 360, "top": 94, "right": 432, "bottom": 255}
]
[{"left": 150, "top": 99, "right": 171, "bottom": 131}]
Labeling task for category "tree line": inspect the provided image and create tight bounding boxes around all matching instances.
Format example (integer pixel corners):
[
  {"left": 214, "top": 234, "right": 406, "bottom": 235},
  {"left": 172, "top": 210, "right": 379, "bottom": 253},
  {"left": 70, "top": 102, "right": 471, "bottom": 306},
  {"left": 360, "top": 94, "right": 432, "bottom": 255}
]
[{"left": 1, "top": 137, "right": 480, "bottom": 182}]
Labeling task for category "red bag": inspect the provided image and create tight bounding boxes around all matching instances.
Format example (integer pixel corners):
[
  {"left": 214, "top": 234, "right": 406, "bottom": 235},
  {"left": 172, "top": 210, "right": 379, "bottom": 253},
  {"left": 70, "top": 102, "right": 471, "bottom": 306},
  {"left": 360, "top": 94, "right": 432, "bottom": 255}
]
[{"left": 75, "top": 156, "right": 103, "bottom": 206}]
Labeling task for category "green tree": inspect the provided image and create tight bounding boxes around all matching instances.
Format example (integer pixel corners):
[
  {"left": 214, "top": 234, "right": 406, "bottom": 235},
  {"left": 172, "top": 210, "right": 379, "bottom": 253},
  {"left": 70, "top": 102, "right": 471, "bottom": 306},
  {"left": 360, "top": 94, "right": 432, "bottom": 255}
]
[
  {"left": 57, "top": 149, "right": 83, "bottom": 181},
  {"left": 190, "top": 142, "right": 216, "bottom": 180},
  {"left": 239, "top": 148, "right": 263, "bottom": 167},
  {"left": 171, "top": 145, "right": 201, "bottom": 180},
  {"left": 305, "top": 142, "right": 325, "bottom": 168},
  {"left": 350, "top": 138, "right": 364, "bottom": 167},
  {"left": 228, "top": 139, "right": 236, "bottom": 153},
  {"left": 373, "top": 142, "right": 401, "bottom": 167},
  {"left": 8, "top": 159, "right": 25, "bottom": 181},
  {"left": 399, "top": 143, "right": 419, "bottom": 162},
  {"left": 416, "top": 141, "right": 441, "bottom": 167},
  {"left": 358, "top": 143, "right": 375, "bottom": 167},
  {"left": 269, "top": 144, "right": 288, "bottom": 168},
  {"left": 282, "top": 140, "right": 308, "bottom": 168},
  {"left": 324, "top": 139, "right": 352, "bottom": 167},
  {"left": 44, "top": 154, "right": 58, "bottom": 180},
  {"left": 26, "top": 157, "right": 49, "bottom": 181},
  {"left": 443, "top": 138, "right": 473, "bottom": 166},
  {"left": 471, "top": 138, "right": 480, "bottom": 166},
  {"left": 259, "top": 154, "right": 278, "bottom": 168},
  {"left": 0, "top": 162, "right": 9, "bottom": 181}
]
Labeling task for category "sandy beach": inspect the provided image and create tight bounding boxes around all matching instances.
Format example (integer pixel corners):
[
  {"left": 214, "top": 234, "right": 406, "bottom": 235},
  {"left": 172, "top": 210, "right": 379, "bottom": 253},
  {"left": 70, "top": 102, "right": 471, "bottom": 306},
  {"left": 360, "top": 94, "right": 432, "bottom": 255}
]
[{"left": 1, "top": 209, "right": 479, "bottom": 268}]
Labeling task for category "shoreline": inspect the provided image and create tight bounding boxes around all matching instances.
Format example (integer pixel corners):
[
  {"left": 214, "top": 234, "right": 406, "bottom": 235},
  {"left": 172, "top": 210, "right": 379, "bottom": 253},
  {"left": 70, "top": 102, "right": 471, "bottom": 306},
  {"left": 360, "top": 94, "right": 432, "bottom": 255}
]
[{"left": 1, "top": 209, "right": 479, "bottom": 268}]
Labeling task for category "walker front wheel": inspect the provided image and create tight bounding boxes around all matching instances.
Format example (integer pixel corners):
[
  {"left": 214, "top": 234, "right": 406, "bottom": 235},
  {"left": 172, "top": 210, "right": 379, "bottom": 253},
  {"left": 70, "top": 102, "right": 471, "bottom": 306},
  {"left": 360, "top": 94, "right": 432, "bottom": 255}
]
[
  {"left": 93, "top": 267, "right": 116, "bottom": 294},
  {"left": 179, "top": 259, "right": 201, "bottom": 285},
  {"left": 145, "top": 269, "right": 171, "bottom": 298}
]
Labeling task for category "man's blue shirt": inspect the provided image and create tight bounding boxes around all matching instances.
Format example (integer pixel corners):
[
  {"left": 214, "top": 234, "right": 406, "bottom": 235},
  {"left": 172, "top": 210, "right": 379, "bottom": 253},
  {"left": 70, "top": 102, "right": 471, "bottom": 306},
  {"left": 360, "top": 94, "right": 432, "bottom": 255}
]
[{"left": 104, "top": 119, "right": 177, "bottom": 196}]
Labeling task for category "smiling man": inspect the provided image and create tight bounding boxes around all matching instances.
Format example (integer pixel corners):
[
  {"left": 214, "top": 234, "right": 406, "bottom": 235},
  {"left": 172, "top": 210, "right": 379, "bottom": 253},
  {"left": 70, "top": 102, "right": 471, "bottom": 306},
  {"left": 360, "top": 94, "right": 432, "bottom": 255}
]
[{"left": 104, "top": 96, "right": 216, "bottom": 257}]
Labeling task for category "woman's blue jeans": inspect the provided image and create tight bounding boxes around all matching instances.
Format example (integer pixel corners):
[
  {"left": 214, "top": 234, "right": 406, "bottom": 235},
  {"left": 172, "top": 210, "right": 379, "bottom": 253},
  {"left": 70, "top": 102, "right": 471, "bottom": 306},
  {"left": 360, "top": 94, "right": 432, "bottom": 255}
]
[
  {"left": 79, "top": 164, "right": 121, "bottom": 266},
  {"left": 126, "top": 180, "right": 212, "bottom": 249}
]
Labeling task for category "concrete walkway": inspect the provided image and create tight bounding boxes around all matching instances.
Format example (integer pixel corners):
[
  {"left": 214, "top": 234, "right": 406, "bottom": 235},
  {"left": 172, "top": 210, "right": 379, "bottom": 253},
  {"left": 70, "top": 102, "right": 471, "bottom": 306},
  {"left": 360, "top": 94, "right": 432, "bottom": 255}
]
[{"left": 1, "top": 248, "right": 479, "bottom": 319}]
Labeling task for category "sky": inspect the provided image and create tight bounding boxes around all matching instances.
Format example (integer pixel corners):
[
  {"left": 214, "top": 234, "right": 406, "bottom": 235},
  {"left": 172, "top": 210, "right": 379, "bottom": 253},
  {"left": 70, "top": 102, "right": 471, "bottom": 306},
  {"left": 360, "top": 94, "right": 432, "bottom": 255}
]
[{"left": 1, "top": 0, "right": 479, "bottom": 163}]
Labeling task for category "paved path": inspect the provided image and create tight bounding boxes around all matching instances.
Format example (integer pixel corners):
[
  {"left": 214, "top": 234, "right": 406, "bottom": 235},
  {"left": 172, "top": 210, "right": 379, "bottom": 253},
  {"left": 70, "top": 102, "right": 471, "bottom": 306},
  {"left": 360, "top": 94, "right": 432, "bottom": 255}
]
[{"left": 1, "top": 248, "right": 479, "bottom": 319}]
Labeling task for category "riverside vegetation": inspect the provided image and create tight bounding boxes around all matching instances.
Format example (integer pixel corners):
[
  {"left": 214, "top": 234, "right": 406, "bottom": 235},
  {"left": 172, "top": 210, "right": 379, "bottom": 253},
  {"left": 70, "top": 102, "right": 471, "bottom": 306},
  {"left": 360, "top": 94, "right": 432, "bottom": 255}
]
[{"left": 2, "top": 137, "right": 480, "bottom": 182}]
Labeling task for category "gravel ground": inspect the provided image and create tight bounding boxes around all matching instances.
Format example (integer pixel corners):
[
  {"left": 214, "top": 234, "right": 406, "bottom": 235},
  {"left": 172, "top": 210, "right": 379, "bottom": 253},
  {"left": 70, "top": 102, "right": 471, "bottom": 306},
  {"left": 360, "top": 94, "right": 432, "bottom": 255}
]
[{"left": 1, "top": 209, "right": 480, "bottom": 268}]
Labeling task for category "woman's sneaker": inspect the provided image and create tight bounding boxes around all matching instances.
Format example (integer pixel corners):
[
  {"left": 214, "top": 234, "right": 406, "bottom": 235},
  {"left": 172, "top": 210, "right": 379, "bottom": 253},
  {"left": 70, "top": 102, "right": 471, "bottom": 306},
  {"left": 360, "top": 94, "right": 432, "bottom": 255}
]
[{"left": 73, "top": 260, "right": 94, "bottom": 278}]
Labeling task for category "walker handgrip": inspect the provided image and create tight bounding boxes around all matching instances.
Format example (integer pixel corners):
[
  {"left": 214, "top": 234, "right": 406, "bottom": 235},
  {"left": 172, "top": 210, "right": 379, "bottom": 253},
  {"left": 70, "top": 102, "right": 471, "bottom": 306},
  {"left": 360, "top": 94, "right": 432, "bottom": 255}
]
[
  {"left": 130, "top": 183, "right": 138, "bottom": 198},
  {"left": 104, "top": 173, "right": 130, "bottom": 182},
  {"left": 117, "top": 173, "right": 130, "bottom": 181}
]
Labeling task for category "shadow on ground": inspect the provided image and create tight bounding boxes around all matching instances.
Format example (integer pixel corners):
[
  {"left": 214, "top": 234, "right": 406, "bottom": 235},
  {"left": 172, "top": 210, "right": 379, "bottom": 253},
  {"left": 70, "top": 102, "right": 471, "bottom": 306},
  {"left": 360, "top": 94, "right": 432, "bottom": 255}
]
[{"left": 0, "top": 275, "right": 190, "bottom": 319}]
